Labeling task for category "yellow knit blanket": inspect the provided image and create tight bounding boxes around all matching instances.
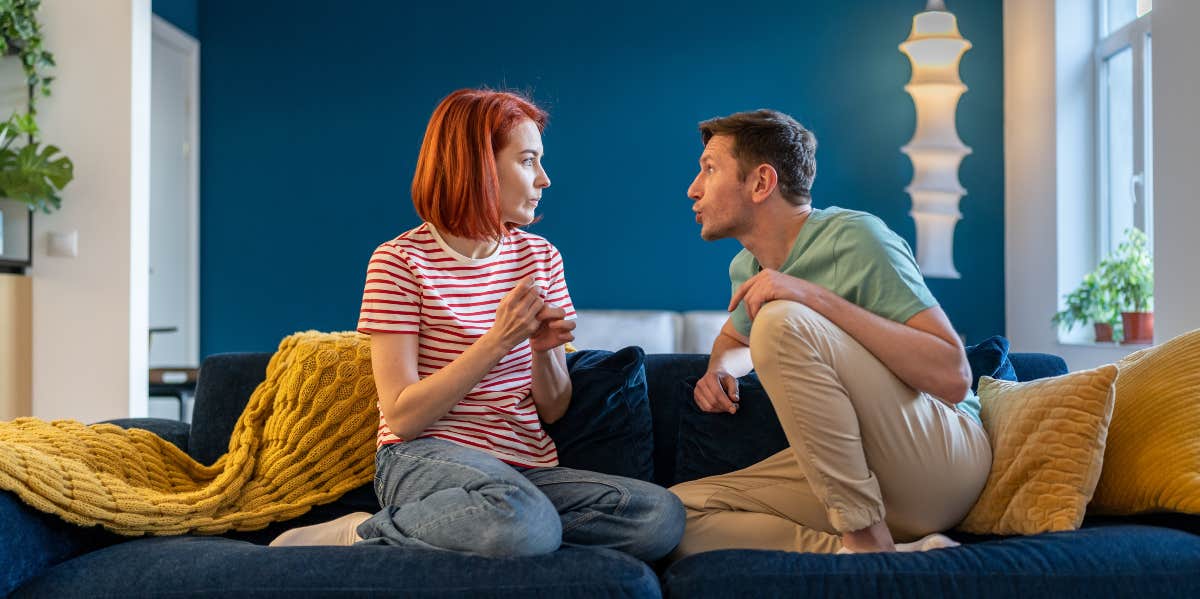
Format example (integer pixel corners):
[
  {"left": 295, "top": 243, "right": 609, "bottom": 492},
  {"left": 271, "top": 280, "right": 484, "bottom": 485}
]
[{"left": 0, "top": 331, "right": 378, "bottom": 536}]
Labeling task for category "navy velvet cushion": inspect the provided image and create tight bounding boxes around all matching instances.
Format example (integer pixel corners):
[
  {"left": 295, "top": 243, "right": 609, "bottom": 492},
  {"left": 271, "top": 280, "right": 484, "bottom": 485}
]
[
  {"left": 16, "top": 537, "right": 661, "bottom": 598},
  {"left": 663, "top": 524, "right": 1200, "bottom": 598},
  {"left": 965, "top": 335, "right": 1018, "bottom": 392},
  {"left": 544, "top": 347, "right": 655, "bottom": 482},
  {"left": 0, "top": 491, "right": 121, "bottom": 597},
  {"left": 673, "top": 373, "right": 789, "bottom": 485}
]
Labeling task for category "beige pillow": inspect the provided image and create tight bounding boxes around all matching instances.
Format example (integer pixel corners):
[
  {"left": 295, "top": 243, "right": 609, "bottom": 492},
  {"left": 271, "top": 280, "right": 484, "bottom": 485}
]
[{"left": 958, "top": 364, "right": 1119, "bottom": 535}]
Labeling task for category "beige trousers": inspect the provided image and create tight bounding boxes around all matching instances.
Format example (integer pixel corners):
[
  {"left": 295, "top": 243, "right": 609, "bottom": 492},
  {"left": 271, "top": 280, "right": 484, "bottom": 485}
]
[{"left": 670, "top": 301, "right": 991, "bottom": 556}]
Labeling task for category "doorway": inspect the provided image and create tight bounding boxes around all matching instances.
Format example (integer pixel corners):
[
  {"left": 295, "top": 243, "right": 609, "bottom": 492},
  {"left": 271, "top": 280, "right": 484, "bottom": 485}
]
[{"left": 149, "top": 15, "right": 199, "bottom": 420}]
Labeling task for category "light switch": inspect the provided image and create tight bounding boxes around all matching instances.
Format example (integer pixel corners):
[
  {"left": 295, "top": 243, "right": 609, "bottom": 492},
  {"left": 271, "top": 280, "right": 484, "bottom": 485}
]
[{"left": 48, "top": 231, "right": 78, "bottom": 257}]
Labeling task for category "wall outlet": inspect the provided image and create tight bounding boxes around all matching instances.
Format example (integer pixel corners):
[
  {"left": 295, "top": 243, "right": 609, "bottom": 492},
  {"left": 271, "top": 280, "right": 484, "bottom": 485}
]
[{"left": 47, "top": 231, "right": 78, "bottom": 258}]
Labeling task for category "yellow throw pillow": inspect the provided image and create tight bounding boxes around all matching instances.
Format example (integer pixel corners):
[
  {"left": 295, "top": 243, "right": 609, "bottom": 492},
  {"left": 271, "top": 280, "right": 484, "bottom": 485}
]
[
  {"left": 958, "top": 364, "right": 1119, "bottom": 535},
  {"left": 1090, "top": 328, "right": 1200, "bottom": 515}
]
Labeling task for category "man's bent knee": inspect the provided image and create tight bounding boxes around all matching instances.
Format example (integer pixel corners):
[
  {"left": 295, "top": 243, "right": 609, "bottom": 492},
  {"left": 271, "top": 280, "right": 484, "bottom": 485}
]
[{"left": 751, "top": 301, "right": 826, "bottom": 340}]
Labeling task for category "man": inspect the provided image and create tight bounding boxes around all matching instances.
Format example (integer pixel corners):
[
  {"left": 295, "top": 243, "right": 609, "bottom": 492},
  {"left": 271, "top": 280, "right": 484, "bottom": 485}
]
[{"left": 670, "top": 109, "right": 990, "bottom": 556}]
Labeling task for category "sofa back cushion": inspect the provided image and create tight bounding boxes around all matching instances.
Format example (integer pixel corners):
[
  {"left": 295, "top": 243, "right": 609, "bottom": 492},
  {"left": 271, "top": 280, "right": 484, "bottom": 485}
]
[
  {"left": 545, "top": 347, "right": 655, "bottom": 482},
  {"left": 189, "top": 352, "right": 272, "bottom": 466}
]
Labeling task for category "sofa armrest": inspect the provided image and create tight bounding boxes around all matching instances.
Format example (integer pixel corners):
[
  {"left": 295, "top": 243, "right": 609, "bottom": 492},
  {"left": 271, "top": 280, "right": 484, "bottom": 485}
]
[{"left": 1010, "top": 352, "right": 1069, "bottom": 382}]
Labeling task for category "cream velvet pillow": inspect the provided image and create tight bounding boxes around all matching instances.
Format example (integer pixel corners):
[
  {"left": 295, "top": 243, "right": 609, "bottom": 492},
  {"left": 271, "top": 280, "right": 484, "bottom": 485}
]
[
  {"left": 1091, "top": 328, "right": 1200, "bottom": 514},
  {"left": 958, "top": 364, "right": 1119, "bottom": 535}
]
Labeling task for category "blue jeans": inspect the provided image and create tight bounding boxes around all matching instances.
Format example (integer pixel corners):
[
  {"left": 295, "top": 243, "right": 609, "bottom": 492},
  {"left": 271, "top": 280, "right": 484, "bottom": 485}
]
[{"left": 357, "top": 437, "right": 685, "bottom": 561}]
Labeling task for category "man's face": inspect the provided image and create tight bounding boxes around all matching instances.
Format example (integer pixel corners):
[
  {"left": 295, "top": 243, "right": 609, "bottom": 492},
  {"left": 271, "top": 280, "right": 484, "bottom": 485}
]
[
  {"left": 496, "top": 119, "right": 551, "bottom": 228},
  {"left": 687, "top": 135, "right": 753, "bottom": 241}
]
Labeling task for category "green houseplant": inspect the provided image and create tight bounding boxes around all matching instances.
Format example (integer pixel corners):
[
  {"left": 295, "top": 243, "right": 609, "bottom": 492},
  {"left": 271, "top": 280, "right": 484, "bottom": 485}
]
[
  {"left": 1098, "top": 227, "right": 1154, "bottom": 344},
  {"left": 1053, "top": 271, "right": 1120, "bottom": 343},
  {"left": 0, "top": 0, "right": 72, "bottom": 271},
  {"left": 1053, "top": 227, "right": 1155, "bottom": 345},
  {"left": 0, "top": 111, "right": 71, "bottom": 212}
]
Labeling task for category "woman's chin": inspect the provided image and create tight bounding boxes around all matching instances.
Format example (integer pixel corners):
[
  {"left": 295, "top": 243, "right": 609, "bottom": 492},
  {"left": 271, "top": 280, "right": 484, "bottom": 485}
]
[{"left": 505, "top": 212, "right": 536, "bottom": 228}]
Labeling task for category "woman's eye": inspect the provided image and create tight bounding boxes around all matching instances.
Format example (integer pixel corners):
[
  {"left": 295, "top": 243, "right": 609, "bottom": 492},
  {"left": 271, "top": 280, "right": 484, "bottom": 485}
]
[{"left": 523, "top": 158, "right": 535, "bottom": 167}]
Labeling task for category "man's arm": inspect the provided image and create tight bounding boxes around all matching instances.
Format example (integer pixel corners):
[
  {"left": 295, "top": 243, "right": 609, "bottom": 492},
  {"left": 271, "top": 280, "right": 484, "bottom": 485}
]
[
  {"left": 731, "top": 270, "right": 971, "bottom": 404},
  {"left": 694, "top": 319, "right": 754, "bottom": 414}
]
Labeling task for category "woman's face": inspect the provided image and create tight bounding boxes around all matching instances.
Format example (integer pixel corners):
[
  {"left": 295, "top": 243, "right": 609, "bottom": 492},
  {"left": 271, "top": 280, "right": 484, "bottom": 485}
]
[{"left": 495, "top": 119, "right": 551, "bottom": 228}]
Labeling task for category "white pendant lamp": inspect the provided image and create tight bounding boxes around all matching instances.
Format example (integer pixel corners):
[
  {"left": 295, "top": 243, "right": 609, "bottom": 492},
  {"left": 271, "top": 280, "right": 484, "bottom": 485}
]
[{"left": 900, "top": 0, "right": 972, "bottom": 279}]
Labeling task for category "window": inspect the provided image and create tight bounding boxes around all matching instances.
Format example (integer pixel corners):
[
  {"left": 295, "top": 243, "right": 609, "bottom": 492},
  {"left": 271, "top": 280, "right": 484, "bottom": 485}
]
[{"left": 1096, "top": 0, "right": 1153, "bottom": 256}]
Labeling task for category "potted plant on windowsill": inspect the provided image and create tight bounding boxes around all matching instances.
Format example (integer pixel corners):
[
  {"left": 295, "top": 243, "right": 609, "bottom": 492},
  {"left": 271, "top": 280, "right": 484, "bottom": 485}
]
[
  {"left": 1099, "top": 227, "right": 1154, "bottom": 345},
  {"left": 1053, "top": 271, "right": 1120, "bottom": 343}
]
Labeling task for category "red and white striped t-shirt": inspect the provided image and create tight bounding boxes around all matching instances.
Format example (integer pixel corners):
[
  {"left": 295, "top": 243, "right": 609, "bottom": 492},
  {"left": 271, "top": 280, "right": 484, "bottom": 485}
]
[{"left": 356, "top": 222, "right": 576, "bottom": 468}]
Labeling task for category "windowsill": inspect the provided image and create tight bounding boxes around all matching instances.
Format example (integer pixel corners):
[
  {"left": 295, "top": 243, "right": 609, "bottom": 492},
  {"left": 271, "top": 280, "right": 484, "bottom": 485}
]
[{"left": 1057, "top": 340, "right": 1153, "bottom": 349}]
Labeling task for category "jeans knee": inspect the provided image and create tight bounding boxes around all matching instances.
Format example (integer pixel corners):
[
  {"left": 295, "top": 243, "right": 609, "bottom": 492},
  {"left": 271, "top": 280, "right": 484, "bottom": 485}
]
[
  {"left": 471, "top": 489, "right": 562, "bottom": 558},
  {"left": 625, "top": 486, "right": 687, "bottom": 561}
]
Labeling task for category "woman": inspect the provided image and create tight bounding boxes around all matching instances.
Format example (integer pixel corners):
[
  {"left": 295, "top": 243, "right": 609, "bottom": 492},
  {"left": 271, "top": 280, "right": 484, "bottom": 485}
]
[{"left": 270, "top": 89, "right": 684, "bottom": 560}]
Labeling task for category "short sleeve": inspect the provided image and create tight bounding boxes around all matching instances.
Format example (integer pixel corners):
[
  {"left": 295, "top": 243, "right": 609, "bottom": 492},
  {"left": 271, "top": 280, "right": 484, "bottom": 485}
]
[
  {"left": 834, "top": 215, "right": 937, "bottom": 324},
  {"left": 728, "top": 249, "right": 756, "bottom": 338},
  {"left": 357, "top": 243, "right": 422, "bottom": 335},
  {"left": 543, "top": 245, "right": 577, "bottom": 320}
]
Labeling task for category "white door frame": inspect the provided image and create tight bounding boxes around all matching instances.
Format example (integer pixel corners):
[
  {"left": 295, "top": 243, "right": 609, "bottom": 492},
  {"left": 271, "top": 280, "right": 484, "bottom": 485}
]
[{"left": 151, "top": 15, "right": 200, "bottom": 365}]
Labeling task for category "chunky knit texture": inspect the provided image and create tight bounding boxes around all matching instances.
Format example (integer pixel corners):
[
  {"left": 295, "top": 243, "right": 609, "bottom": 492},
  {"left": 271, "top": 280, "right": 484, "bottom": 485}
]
[{"left": 0, "top": 331, "right": 378, "bottom": 536}]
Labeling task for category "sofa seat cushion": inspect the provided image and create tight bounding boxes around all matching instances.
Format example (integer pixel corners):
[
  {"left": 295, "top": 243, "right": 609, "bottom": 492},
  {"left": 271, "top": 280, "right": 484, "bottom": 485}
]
[
  {"left": 663, "top": 524, "right": 1200, "bottom": 599},
  {"left": 16, "top": 536, "right": 661, "bottom": 598}
]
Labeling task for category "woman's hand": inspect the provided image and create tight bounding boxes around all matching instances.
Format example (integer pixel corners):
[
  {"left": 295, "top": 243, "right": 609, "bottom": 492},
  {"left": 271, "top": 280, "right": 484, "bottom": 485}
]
[
  {"left": 530, "top": 305, "right": 576, "bottom": 352},
  {"left": 487, "top": 276, "right": 546, "bottom": 350}
]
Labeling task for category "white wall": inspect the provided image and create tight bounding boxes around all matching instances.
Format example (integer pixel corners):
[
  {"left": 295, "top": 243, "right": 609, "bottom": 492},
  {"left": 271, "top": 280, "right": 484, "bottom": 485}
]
[
  {"left": 1005, "top": 0, "right": 1200, "bottom": 370},
  {"left": 1151, "top": 0, "right": 1200, "bottom": 343},
  {"left": 33, "top": 0, "right": 151, "bottom": 421}
]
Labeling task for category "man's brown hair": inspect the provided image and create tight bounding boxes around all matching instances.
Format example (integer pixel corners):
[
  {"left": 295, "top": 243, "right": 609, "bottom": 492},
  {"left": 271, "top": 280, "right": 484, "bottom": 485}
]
[{"left": 699, "top": 109, "right": 817, "bottom": 206}]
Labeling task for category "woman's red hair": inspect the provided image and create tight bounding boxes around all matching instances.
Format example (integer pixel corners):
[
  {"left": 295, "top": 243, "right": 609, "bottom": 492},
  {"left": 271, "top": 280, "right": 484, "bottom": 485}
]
[{"left": 412, "top": 89, "right": 548, "bottom": 240}]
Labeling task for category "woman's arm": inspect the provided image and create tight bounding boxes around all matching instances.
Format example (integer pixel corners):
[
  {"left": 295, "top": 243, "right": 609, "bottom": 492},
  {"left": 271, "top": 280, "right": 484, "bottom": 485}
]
[
  {"left": 374, "top": 277, "right": 548, "bottom": 439},
  {"left": 528, "top": 306, "right": 576, "bottom": 423},
  {"left": 530, "top": 345, "right": 571, "bottom": 423},
  {"left": 371, "top": 331, "right": 512, "bottom": 440}
]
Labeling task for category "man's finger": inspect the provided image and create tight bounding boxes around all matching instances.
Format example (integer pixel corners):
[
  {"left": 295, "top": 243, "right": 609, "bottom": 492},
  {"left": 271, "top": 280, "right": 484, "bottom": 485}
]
[
  {"left": 699, "top": 376, "right": 733, "bottom": 412},
  {"left": 724, "top": 274, "right": 763, "bottom": 314},
  {"left": 719, "top": 373, "right": 740, "bottom": 403}
]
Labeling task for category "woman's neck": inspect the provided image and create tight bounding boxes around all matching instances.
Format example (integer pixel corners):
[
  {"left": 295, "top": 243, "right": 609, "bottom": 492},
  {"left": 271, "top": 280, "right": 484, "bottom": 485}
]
[{"left": 438, "top": 229, "right": 501, "bottom": 259}]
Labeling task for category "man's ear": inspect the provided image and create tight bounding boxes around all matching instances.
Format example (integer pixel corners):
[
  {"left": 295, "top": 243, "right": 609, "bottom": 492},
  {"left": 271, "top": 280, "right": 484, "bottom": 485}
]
[{"left": 749, "top": 164, "right": 779, "bottom": 204}]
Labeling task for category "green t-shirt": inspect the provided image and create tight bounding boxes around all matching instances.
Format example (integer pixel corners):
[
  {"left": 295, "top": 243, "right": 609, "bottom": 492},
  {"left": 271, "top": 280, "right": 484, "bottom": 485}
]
[{"left": 728, "top": 207, "right": 979, "bottom": 424}]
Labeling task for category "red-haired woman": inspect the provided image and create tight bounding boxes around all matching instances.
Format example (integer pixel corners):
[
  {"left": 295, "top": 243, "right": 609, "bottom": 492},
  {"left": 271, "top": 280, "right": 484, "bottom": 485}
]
[{"left": 270, "top": 89, "right": 684, "bottom": 560}]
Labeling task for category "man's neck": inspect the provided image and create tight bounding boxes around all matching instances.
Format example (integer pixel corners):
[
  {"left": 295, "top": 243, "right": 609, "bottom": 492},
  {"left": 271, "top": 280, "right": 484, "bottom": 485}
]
[{"left": 740, "top": 203, "right": 814, "bottom": 270}]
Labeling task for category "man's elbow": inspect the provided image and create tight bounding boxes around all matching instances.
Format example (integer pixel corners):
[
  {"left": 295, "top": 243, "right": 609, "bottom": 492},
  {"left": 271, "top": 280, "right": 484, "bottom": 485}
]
[{"left": 938, "top": 372, "right": 971, "bottom": 405}]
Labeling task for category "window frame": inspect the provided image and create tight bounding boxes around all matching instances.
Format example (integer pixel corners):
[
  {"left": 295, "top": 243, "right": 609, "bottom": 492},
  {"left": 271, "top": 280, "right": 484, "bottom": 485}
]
[{"left": 1095, "top": 2, "right": 1153, "bottom": 258}]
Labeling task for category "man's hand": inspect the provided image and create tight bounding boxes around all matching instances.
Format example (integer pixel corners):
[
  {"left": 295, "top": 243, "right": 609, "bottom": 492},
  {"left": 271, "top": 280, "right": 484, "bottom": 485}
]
[
  {"left": 694, "top": 370, "right": 740, "bottom": 414},
  {"left": 530, "top": 305, "right": 576, "bottom": 352},
  {"left": 728, "top": 269, "right": 822, "bottom": 320}
]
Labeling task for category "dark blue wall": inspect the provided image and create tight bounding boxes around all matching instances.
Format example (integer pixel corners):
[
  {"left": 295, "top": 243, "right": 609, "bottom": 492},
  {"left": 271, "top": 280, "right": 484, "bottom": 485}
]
[
  {"left": 152, "top": 0, "right": 198, "bottom": 38},
  {"left": 197, "top": 0, "right": 1005, "bottom": 355}
]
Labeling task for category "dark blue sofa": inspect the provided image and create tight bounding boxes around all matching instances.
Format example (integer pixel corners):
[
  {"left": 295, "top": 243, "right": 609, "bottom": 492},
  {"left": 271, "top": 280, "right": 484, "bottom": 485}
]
[{"left": 4, "top": 349, "right": 1200, "bottom": 598}]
